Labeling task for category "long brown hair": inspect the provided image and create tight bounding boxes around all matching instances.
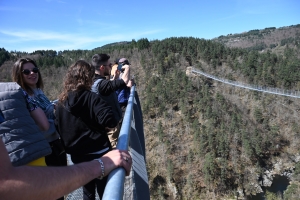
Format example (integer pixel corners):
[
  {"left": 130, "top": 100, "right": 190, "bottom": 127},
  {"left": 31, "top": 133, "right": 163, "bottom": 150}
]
[
  {"left": 12, "top": 58, "right": 44, "bottom": 95},
  {"left": 58, "top": 60, "right": 95, "bottom": 102}
]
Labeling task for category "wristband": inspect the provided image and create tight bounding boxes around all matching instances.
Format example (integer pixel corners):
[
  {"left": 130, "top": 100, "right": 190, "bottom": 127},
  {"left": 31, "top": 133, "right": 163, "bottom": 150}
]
[{"left": 95, "top": 158, "right": 105, "bottom": 180}]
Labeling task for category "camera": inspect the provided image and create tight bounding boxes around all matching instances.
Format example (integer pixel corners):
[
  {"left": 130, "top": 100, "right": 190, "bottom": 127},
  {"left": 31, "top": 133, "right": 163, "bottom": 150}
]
[{"left": 117, "top": 64, "right": 124, "bottom": 72}]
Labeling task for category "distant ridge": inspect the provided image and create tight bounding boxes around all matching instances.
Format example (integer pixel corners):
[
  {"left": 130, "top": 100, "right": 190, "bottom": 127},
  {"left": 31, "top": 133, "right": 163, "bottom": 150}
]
[
  {"left": 94, "top": 41, "right": 131, "bottom": 50},
  {"left": 212, "top": 24, "right": 300, "bottom": 51}
]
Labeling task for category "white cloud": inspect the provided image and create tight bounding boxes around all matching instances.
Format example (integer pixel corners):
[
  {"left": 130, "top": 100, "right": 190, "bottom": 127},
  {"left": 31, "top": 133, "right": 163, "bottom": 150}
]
[
  {"left": 0, "top": 30, "right": 73, "bottom": 41},
  {"left": 0, "top": 28, "right": 164, "bottom": 52}
]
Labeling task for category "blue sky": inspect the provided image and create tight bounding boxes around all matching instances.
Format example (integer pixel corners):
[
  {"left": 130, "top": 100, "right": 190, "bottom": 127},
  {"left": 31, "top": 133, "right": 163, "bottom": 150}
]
[{"left": 0, "top": 0, "right": 299, "bottom": 53}]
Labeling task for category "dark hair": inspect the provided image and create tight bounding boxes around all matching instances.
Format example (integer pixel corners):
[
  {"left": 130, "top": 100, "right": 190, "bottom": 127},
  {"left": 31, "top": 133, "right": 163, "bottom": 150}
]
[
  {"left": 91, "top": 53, "right": 110, "bottom": 69},
  {"left": 58, "top": 60, "right": 95, "bottom": 103},
  {"left": 121, "top": 60, "right": 130, "bottom": 65},
  {"left": 114, "top": 58, "right": 119, "bottom": 64},
  {"left": 12, "top": 58, "right": 44, "bottom": 95}
]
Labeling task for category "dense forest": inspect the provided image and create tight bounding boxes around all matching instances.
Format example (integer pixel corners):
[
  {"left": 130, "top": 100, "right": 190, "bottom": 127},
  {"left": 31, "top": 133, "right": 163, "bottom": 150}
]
[{"left": 1, "top": 24, "right": 300, "bottom": 200}]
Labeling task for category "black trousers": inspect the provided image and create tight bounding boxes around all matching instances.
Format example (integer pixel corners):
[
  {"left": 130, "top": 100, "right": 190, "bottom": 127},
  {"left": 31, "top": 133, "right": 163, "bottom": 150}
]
[
  {"left": 71, "top": 152, "right": 109, "bottom": 200},
  {"left": 45, "top": 139, "right": 67, "bottom": 200}
]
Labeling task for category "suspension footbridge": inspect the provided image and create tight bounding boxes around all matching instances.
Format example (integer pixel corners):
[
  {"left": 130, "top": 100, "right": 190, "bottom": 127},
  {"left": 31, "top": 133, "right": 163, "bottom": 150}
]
[{"left": 190, "top": 67, "right": 300, "bottom": 99}]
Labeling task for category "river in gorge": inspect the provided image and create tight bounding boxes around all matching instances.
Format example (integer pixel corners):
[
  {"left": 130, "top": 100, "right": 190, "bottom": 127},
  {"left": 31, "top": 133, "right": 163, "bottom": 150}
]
[{"left": 247, "top": 175, "right": 290, "bottom": 200}]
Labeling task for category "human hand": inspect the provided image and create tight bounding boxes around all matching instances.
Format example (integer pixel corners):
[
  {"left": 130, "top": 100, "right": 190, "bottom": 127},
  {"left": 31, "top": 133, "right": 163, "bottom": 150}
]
[
  {"left": 112, "top": 69, "right": 120, "bottom": 80},
  {"left": 115, "top": 70, "right": 120, "bottom": 78},
  {"left": 100, "top": 149, "right": 132, "bottom": 176},
  {"left": 127, "top": 79, "right": 134, "bottom": 87},
  {"left": 121, "top": 64, "right": 130, "bottom": 71}
]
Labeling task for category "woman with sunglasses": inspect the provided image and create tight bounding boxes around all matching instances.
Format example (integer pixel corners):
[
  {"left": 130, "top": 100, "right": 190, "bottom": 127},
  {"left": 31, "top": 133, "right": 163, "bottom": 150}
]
[{"left": 11, "top": 58, "right": 67, "bottom": 198}]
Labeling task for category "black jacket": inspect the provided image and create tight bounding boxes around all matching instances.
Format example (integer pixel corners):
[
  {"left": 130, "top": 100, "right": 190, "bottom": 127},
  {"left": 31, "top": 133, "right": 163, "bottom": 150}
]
[
  {"left": 55, "top": 89, "right": 118, "bottom": 155},
  {"left": 93, "top": 74, "right": 124, "bottom": 122},
  {"left": 94, "top": 74, "right": 126, "bottom": 96}
]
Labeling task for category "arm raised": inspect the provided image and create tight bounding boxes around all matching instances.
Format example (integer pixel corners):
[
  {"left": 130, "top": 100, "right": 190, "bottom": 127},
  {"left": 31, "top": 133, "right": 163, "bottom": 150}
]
[{"left": 121, "top": 64, "right": 130, "bottom": 84}]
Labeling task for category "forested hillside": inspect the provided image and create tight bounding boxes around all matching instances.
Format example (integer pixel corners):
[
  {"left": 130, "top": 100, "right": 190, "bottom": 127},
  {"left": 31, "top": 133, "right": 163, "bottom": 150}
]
[
  {"left": 212, "top": 24, "right": 300, "bottom": 53},
  {"left": 1, "top": 25, "right": 300, "bottom": 199}
]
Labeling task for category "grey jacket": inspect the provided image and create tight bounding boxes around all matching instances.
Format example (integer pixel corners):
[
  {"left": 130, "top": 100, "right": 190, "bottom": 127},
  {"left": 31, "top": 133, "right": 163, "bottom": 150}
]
[{"left": 0, "top": 82, "right": 51, "bottom": 166}]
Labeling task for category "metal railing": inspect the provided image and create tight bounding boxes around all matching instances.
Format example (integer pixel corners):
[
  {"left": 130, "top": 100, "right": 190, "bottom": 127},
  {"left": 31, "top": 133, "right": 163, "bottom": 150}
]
[
  {"left": 66, "top": 85, "right": 150, "bottom": 200},
  {"left": 102, "top": 85, "right": 136, "bottom": 200}
]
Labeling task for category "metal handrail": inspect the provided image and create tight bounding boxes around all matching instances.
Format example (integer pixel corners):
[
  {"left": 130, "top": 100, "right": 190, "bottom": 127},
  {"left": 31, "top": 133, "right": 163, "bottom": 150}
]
[{"left": 102, "top": 85, "right": 136, "bottom": 200}]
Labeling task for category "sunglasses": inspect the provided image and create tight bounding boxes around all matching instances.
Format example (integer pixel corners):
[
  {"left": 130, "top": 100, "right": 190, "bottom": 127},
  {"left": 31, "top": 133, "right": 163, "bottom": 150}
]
[{"left": 22, "top": 67, "right": 39, "bottom": 75}]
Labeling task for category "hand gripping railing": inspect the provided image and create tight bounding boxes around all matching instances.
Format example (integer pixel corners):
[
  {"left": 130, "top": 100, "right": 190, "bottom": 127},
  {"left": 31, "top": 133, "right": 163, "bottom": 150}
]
[
  {"left": 102, "top": 85, "right": 135, "bottom": 200},
  {"left": 61, "top": 84, "right": 149, "bottom": 200}
]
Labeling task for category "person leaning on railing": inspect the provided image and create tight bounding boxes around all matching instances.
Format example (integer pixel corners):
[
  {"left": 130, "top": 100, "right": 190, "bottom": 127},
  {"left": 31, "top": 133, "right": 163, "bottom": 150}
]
[
  {"left": 55, "top": 60, "right": 127, "bottom": 200},
  {"left": 91, "top": 54, "right": 134, "bottom": 149}
]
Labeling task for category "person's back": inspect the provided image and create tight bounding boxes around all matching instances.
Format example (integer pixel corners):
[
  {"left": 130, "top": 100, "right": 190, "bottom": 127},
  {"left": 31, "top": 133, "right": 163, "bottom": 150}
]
[
  {"left": 91, "top": 54, "right": 130, "bottom": 148},
  {"left": 0, "top": 82, "right": 51, "bottom": 166},
  {"left": 91, "top": 54, "right": 133, "bottom": 121},
  {"left": 55, "top": 60, "right": 119, "bottom": 200},
  {"left": 55, "top": 89, "right": 117, "bottom": 155},
  {"left": 91, "top": 75, "right": 123, "bottom": 121}
]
